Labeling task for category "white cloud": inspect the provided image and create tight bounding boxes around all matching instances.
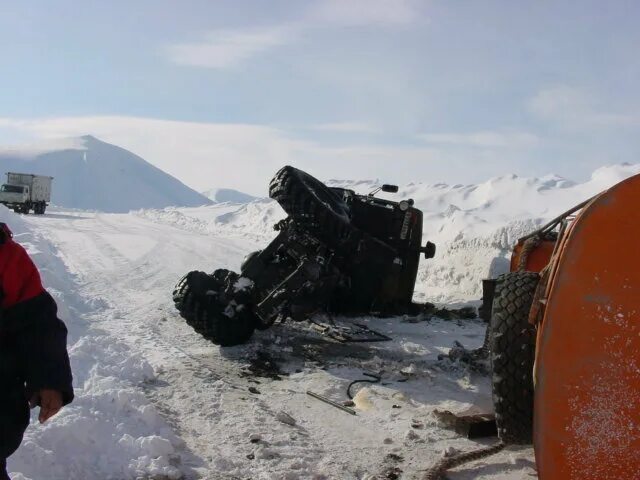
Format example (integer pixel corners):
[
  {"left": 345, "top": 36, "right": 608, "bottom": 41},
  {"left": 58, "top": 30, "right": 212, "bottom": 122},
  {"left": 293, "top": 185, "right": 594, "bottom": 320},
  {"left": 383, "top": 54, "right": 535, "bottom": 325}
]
[
  {"left": 165, "top": 0, "right": 423, "bottom": 69},
  {"left": 166, "top": 26, "right": 292, "bottom": 69},
  {"left": 310, "top": 121, "right": 379, "bottom": 133},
  {"left": 308, "top": 0, "right": 420, "bottom": 26},
  {"left": 419, "top": 131, "right": 540, "bottom": 148},
  {"left": 528, "top": 86, "right": 640, "bottom": 129}
]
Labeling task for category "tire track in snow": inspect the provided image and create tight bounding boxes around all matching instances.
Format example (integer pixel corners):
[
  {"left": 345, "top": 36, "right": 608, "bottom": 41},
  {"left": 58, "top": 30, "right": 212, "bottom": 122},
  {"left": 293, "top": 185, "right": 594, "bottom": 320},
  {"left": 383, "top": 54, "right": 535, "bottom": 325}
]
[{"left": 27, "top": 211, "right": 331, "bottom": 479}]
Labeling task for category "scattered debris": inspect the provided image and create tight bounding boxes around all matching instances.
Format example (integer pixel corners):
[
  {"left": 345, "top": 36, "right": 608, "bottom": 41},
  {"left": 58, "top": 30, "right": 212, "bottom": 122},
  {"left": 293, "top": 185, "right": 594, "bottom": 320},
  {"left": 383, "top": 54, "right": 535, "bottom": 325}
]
[
  {"left": 249, "top": 434, "right": 261, "bottom": 443},
  {"left": 429, "top": 305, "right": 477, "bottom": 320},
  {"left": 411, "top": 420, "right": 425, "bottom": 429},
  {"left": 384, "top": 467, "right": 402, "bottom": 479},
  {"left": 404, "top": 430, "right": 421, "bottom": 442},
  {"left": 306, "top": 390, "right": 357, "bottom": 415},
  {"left": 242, "top": 350, "right": 285, "bottom": 380},
  {"left": 309, "top": 318, "right": 392, "bottom": 343},
  {"left": 275, "top": 411, "right": 297, "bottom": 426},
  {"left": 432, "top": 409, "right": 497, "bottom": 439},
  {"left": 439, "top": 340, "right": 490, "bottom": 374},
  {"left": 385, "top": 453, "right": 404, "bottom": 462}
]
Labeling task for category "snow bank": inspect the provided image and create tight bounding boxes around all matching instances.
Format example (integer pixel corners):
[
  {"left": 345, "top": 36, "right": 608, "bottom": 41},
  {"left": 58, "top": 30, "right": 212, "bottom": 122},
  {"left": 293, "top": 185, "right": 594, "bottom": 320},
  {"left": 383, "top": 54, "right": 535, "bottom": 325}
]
[
  {"left": 3, "top": 206, "right": 182, "bottom": 480},
  {"left": 137, "top": 163, "right": 640, "bottom": 303}
]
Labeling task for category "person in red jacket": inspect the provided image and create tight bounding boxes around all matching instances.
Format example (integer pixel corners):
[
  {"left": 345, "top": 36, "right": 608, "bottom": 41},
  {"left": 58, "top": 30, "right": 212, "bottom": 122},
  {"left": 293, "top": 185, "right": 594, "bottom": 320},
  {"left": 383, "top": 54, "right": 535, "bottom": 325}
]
[{"left": 0, "top": 223, "right": 73, "bottom": 479}]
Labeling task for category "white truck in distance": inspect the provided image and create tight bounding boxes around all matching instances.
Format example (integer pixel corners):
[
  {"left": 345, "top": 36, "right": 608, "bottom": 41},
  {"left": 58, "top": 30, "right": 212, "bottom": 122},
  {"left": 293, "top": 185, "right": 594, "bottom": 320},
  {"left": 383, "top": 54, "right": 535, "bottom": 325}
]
[{"left": 0, "top": 172, "right": 53, "bottom": 214}]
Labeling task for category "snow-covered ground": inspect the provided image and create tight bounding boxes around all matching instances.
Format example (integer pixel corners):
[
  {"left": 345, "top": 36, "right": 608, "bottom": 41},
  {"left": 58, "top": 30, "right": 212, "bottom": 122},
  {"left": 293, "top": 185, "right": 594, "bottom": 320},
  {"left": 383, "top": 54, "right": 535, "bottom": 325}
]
[{"left": 6, "top": 163, "right": 640, "bottom": 479}]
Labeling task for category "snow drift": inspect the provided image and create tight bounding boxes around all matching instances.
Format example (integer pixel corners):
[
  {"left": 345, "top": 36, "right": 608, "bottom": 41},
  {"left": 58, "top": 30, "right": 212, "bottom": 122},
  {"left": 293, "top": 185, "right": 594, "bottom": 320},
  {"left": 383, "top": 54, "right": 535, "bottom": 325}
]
[
  {"left": 201, "top": 187, "right": 260, "bottom": 204},
  {"left": 138, "top": 162, "right": 640, "bottom": 304},
  {"left": 2, "top": 206, "right": 183, "bottom": 480}
]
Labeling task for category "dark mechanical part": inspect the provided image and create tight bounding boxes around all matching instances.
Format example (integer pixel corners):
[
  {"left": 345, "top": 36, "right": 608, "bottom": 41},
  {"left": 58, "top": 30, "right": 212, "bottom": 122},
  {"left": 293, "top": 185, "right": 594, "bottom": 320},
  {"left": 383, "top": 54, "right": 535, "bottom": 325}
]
[
  {"left": 173, "top": 166, "right": 437, "bottom": 345},
  {"left": 478, "top": 278, "right": 498, "bottom": 323},
  {"left": 490, "top": 271, "right": 539, "bottom": 444},
  {"left": 347, "top": 372, "right": 381, "bottom": 399},
  {"left": 420, "top": 241, "right": 436, "bottom": 259},
  {"left": 269, "top": 165, "right": 352, "bottom": 245}
]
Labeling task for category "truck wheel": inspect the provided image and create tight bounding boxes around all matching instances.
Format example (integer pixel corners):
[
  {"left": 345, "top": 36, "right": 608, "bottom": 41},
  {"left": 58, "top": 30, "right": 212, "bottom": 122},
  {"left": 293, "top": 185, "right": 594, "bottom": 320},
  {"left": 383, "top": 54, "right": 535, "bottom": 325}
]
[
  {"left": 490, "top": 271, "right": 539, "bottom": 444},
  {"left": 186, "top": 269, "right": 257, "bottom": 346},
  {"left": 269, "top": 166, "right": 352, "bottom": 243},
  {"left": 173, "top": 271, "right": 203, "bottom": 320}
]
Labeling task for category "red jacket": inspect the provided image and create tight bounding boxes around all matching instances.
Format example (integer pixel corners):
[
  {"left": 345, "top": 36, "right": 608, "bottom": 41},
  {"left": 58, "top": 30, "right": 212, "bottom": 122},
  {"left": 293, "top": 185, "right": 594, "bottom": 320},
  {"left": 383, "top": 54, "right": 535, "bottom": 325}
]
[
  {"left": 0, "top": 223, "right": 46, "bottom": 310},
  {"left": 0, "top": 222, "right": 73, "bottom": 459}
]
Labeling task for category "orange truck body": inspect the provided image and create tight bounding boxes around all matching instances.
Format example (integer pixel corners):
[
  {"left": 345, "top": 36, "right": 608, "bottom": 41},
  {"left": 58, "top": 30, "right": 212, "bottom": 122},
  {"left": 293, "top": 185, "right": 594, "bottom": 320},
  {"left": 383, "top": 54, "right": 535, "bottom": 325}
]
[{"left": 527, "top": 173, "right": 640, "bottom": 479}]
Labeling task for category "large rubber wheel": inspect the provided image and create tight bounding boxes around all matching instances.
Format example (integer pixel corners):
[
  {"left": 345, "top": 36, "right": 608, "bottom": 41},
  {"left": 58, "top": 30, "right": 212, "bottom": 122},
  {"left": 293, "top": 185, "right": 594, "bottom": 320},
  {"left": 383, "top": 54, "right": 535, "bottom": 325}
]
[
  {"left": 269, "top": 166, "right": 352, "bottom": 242},
  {"left": 189, "top": 269, "right": 258, "bottom": 346},
  {"left": 172, "top": 271, "right": 213, "bottom": 321},
  {"left": 490, "top": 271, "right": 539, "bottom": 444}
]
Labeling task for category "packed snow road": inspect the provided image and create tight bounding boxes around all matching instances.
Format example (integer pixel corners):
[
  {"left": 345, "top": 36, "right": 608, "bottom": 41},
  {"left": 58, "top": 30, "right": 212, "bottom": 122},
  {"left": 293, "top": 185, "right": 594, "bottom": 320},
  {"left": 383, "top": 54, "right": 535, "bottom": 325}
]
[{"left": 8, "top": 206, "right": 536, "bottom": 480}]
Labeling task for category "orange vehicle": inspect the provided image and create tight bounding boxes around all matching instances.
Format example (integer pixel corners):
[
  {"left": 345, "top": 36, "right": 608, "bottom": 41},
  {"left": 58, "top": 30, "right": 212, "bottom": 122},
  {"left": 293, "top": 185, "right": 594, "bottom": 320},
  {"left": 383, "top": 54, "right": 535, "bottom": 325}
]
[{"left": 486, "top": 173, "right": 640, "bottom": 478}]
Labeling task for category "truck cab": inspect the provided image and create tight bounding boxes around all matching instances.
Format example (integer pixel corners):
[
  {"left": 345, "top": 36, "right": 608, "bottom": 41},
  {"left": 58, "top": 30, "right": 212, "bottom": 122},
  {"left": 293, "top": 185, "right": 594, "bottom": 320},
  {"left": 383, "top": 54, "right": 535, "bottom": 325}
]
[{"left": 0, "top": 184, "right": 30, "bottom": 204}]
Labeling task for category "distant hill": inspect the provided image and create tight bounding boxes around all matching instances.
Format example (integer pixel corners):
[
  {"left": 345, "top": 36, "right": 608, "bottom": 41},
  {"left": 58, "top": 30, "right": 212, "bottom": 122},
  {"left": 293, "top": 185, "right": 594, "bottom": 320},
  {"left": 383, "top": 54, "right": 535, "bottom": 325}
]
[
  {"left": 201, "top": 187, "right": 259, "bottom": 204},
  {"left": 0, "top": 135, "right": 212, "bottom": 213}
]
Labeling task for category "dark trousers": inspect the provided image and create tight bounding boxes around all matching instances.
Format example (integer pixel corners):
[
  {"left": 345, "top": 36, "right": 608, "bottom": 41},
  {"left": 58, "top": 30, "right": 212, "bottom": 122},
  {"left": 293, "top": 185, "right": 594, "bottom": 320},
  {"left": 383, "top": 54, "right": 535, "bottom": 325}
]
[{"left": 0, "top": 458, "right": 9, "bottom": 480}]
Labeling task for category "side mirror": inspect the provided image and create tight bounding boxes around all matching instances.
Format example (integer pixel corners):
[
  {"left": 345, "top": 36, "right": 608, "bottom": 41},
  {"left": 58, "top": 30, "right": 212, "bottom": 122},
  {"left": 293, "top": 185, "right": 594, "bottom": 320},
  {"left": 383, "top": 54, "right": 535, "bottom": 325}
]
[{"left": 381, "top": 184, "right": 399, "bottom": 193}]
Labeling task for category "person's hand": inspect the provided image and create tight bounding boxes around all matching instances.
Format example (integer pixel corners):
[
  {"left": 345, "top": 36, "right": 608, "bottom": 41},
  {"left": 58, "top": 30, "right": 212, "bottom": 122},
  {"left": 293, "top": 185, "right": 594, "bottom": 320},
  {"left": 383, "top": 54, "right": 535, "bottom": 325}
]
[{"left": 29, "top": 389, "right": 64, "bottom": 423}]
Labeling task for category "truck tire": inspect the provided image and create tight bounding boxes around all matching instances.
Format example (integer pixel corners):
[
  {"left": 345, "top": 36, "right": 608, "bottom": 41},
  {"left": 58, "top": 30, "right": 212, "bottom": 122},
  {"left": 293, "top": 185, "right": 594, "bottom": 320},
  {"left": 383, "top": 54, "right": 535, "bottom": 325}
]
[
  {"left": 269, "top": 166, "right": 352, "bottom": 243},
  {"left": 172, "top": 271, "right": 207, "bottom": 320},
  {"left": 187, "top": 269, "right": 257, "bottom": 346},
  {"left": 490, "top": 271, "right": 539, "bottom": 444}
]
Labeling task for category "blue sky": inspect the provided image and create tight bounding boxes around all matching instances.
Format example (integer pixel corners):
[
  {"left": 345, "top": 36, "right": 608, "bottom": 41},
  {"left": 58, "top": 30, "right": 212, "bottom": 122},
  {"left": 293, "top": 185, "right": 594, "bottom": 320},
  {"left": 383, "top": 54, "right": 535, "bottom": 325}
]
[{"left": 0, "top": 0, "right": 638, "bottom": 195}]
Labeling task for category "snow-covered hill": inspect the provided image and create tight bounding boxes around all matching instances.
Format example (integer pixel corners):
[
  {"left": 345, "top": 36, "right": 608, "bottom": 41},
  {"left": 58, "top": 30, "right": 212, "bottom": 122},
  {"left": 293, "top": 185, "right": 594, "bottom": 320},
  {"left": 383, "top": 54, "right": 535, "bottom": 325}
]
[
  {"left": 201, "top": 187, "right": 260, "bottom": 204},
  {"left": 0, "top": 136, "right": 212, "bottom": 213}
]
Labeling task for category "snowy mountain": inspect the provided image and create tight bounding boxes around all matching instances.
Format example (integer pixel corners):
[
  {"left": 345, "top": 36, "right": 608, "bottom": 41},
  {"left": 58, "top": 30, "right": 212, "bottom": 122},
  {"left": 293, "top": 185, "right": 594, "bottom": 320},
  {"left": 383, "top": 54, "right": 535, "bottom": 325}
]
[
  {"left": 0, "top": 135, "right": 212, "bottom": 213},
  {"left": 201, "top": 187, "right": 260, "bottom": 204}
]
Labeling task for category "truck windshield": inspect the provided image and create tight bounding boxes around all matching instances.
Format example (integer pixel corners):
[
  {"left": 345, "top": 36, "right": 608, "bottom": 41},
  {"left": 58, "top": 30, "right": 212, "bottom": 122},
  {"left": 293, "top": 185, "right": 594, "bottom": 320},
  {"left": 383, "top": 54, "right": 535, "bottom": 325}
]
[{"left": 0, "top": 185, "right": 24, "bottom": 193}]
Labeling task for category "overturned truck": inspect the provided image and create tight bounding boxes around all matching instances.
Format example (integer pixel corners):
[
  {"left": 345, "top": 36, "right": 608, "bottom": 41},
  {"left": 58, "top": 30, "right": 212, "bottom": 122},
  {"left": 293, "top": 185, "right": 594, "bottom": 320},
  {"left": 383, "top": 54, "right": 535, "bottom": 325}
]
[{"left": 173, "top": 166, "right": 436, "bottom": 346}]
